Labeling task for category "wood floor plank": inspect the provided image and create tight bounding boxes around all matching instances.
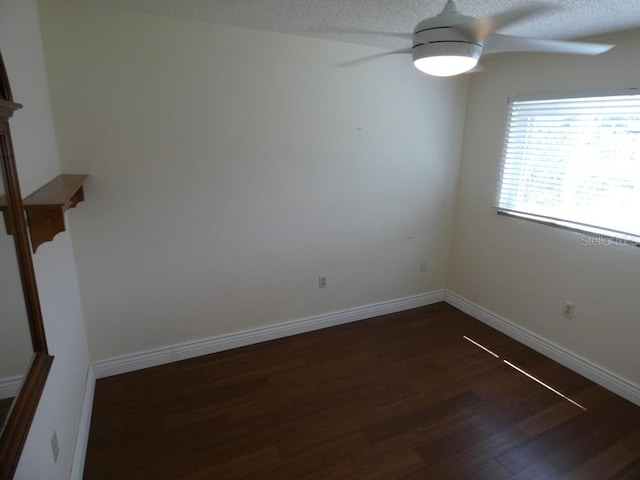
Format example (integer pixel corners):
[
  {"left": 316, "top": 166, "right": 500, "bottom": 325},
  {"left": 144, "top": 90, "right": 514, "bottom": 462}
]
[
  {"left": 242, "top": 432, "right": 370, "bottom": 480},
  {"left": 609, "top": 458, "right": 640, "bottom": 480},
  {"left": 343, "top": 450, "right": 425, "bottom": 480},
  {"left": 415, "top": 424, "right": 532, "bottom": 478},
  {"left": 558, "top": 427, "right": 640, "bottom": 480},
  {"left": 507, "top": 421, "right": 636, "bottom": 480},
  {"left": 517, "top": 398, "right": 584, "bottom": 437},
  {"left": 179, "top": 446, "right": 282, "bottom": 480},
  {"left": 496, "top": 394, "right": 640, "bottom": 475},
  {"left": 361, "top": 390, "right": 480, "bottom": 444},
  {"left": 83, "top": 303, "right": 640, "bottom": 479}
]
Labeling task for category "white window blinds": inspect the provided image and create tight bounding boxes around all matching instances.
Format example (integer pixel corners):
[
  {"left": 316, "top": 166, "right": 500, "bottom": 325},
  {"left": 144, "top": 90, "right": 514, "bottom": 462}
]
[{"left": 497, "top": 91, "right": 640, "bottom": 244}]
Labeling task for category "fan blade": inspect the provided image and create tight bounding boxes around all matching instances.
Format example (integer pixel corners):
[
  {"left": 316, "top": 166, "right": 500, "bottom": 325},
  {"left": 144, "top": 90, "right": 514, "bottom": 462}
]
[
  {"left": 483, "top": 34, "right": 614, "bottom": 55},
  {"left": 455, "top": 3, "right": 551, "bottom": 42},
  {"left": 338, "top": 49, "right": 412, "bottom": 68},
  {"left": 307, "top": 26, "right": 413, "bottom": 40}
]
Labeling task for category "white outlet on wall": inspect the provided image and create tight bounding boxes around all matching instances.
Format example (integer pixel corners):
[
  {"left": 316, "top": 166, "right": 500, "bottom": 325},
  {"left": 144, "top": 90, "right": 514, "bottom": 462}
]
[
  {"left": 319, "top": 276, "right": 327, "bottom": 289},
  {"left": 420, "top": 261, "right": 428, "bottom": 272},
  {"left": 562, "top": 301, "right": 575, "bottom": 319}
]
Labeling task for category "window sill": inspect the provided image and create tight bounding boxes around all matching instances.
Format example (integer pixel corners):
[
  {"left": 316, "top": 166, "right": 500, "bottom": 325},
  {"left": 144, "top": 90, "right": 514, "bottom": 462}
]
[{"left": 496, "top": 210, "right": 640, "bottom": 248}]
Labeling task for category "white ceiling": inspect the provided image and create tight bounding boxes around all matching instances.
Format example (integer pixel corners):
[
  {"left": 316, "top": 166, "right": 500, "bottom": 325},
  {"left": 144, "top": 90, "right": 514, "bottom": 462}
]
[{"left": 83, "top": 0, "right": 640, "bottom": 50}]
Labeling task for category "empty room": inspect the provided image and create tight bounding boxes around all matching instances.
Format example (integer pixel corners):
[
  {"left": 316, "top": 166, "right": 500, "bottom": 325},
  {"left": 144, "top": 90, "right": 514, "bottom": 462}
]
[{"left": 1, "top": 0, "right": 639, "bottom": 479}]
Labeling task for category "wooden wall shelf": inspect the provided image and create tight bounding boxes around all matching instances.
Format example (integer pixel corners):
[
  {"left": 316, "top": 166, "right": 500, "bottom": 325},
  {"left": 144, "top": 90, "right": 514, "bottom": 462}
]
[
  {"left": 1, "top": 174, "right": 88, "bottom": 252},
  {"left": 23, "top": 174, "right": 88, "bottom": 252}
]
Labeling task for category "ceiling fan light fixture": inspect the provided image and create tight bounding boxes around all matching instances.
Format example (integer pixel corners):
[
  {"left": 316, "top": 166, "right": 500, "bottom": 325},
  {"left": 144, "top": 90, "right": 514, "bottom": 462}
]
[
  {"left": 413, "top": 55, "right": 478, "bottom": 77},
  {"left": 412, "top": 41, "right": 482, "bottom": 77}
]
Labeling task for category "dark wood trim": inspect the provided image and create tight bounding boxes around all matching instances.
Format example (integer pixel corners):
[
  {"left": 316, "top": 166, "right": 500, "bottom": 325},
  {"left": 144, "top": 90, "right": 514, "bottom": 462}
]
[
  {"left": 0, "top": 127, "right": 48, "bottom": 353},
  {"left": 0, "top": 52, "right": 53, "bottom": 480},
  {"left": 0, "top": 354, "right": 53, "bottom": 480}
]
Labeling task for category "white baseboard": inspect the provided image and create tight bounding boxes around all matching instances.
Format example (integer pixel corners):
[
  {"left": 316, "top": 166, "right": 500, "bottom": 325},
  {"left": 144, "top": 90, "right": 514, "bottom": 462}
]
[
  {"left": 0, "top": 375, "right": 23, "bottom": 400},
  {"left": 91, "top": 288, "right": 639, "bottom": 405},
  {"left": 70, "top": 365, "right": 96, "bottom": 480},
  {"left": 444, "top": 291, "right": 640, "bottom": 407},
  {"left": 93, "top": 291, "right": 445, "bottom": 379}
]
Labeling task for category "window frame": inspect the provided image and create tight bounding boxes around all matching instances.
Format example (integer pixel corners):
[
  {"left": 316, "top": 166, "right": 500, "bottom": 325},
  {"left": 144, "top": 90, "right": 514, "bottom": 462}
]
[{"left": 496, "top": 88, "right": 640, "bottom": 248}]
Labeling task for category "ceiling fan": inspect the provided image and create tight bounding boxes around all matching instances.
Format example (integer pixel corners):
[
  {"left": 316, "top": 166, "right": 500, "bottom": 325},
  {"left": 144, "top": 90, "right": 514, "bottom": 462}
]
[{"left": 329, "top": 0, "right": 614, "bottom": 76}]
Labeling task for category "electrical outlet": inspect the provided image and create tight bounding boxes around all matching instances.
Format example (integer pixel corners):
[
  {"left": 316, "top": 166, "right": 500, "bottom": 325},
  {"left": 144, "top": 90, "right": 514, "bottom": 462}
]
[
  {"left": 420, "top": 261, "right": 428, "bottom": 272},
  {"left": 562, "top": 301, "right": 575, "bottom": 319},
  {"left": 319, "top": 276, "right": 327, "bottom": 289},
  {"left": 51, "top": 430, "right": 59, "bottom": 463}
]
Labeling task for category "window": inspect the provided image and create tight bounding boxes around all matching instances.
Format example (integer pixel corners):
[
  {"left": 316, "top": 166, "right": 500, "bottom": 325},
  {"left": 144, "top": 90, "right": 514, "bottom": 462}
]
[{"left": 497, "top": 91, "right": 640, "bottom": 245}]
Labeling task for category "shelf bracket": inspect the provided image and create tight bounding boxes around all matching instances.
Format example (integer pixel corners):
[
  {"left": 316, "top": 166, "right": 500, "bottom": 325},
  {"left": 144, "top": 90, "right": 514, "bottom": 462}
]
[
  {"left": 22, "top": 174, "right": 88, "bottom": 252},
  {"left": 0, "top": 175, "right": 88, "bottom": 253}
]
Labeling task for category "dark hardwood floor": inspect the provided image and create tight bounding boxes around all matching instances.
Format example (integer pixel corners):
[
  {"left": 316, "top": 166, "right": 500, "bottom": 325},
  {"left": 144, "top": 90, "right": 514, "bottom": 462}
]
[{"left": 83, "top": 303, "right": 640, "bottom": 479}]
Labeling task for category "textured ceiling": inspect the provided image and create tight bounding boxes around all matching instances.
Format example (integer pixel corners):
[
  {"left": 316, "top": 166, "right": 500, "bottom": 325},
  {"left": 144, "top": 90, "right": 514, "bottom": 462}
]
[{"left": 82, "top": 0, "right": 640, "bottom": 50}]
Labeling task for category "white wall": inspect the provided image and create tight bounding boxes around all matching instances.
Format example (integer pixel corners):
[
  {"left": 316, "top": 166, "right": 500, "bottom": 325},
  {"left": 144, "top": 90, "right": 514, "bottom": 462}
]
[
  {"left": 448, "top": 30, "right": 640, "bottom": 388},
  {"left": 0, "top": 1, "right": 91, "bottom": 479},
  {"left": 37, "top": 0, "right": 469, "bottom": 362}
]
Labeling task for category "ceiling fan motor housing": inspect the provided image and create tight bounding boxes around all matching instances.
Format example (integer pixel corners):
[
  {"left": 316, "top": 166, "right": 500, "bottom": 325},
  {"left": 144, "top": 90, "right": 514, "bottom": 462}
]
[
  {"left": 412, "top": 32, "right": 482, "bottom": 62},
  {"left": 412, "top": 13, "right": 483, "bottom": 75},
  {"left": 413, "top": 13, "right": 483, "bottom": 57},
  {"left": 412, "top": 28, "right": 482, "bottom": 68}
]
